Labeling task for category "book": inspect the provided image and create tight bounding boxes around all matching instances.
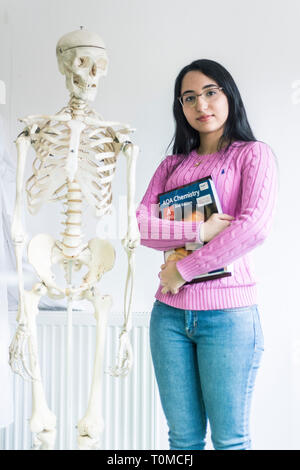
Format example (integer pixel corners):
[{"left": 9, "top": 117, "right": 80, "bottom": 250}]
[{"left": 158, "top": 175, "right": 233, "bottom": 283}]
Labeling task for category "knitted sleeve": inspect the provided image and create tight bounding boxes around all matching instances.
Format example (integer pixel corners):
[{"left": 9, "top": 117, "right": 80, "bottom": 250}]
[
  {"left": 176, "top": 141, "right": 279, "bottom": 282},
  {"left": 136, "top": 156, "right": 203, "bottom": 251}
]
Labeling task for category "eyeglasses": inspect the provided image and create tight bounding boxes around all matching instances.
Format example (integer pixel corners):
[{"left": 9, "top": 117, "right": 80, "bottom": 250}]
[{"left": 178, "top": 86, "right": 224, "bottom": 108}]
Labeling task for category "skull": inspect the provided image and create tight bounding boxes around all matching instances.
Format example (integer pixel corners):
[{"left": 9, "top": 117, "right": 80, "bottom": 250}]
[{"left": 56, "top": 29, "right": 108, "bottom": 102}]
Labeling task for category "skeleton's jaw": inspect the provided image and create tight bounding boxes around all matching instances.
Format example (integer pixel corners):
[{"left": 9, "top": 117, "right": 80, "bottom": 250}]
[{"left": 66, "top": 74, "right": 98, "bottom": 102}]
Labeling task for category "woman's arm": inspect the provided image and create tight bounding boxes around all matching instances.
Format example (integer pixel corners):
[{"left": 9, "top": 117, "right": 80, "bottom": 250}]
[
  {"left": 136, "top": 155, "right": 203, "bottom": 251},
  {"left": 175, "top": 141, "right": 279, "bottom": 282}
]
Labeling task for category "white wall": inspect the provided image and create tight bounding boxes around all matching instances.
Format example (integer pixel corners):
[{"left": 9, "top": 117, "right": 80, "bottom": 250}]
[{"left": 0, "top": 0, "right": 300, "bottom": 450}]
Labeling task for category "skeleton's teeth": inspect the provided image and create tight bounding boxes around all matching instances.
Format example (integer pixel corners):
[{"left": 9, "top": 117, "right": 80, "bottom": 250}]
[{"left": 73, "top": 75, "right": 96, "bottom": 91}]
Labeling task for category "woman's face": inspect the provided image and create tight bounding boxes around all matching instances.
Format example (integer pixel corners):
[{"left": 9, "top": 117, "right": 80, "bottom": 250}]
[{"left": 180, "top": 71, "right": 229, "bottom": 137}]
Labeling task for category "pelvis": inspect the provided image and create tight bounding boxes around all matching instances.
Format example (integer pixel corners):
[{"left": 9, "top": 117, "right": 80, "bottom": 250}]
[{"left": 27, "top": 233, "right": 115, "bottom": 299}]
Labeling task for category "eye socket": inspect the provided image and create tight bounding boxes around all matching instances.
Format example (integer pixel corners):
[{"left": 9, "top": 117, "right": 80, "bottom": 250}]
[{"left": 75, "top": 56, "right": 87, "bottom": 67}]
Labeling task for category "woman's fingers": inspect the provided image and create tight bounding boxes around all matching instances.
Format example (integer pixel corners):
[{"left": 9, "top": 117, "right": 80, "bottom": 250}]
[
  {"left": 161, "top": 287, "right": 179, "bottom": 295},
  {"left": 218, "top": 213, "right": 235, "bottom": 220},
  {"left": 161, "top": 284, "right": 180, "bottom": 295}
]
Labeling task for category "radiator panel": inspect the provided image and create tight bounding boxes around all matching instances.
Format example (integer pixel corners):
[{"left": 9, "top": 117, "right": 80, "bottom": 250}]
[{"left": 0, "top": 311, "right": 167, "bottom": 450}]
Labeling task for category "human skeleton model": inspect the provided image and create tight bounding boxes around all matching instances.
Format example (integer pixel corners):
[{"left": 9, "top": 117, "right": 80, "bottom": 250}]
[{"left": 8, "top": 29, "right": 140, "bottom": 450}]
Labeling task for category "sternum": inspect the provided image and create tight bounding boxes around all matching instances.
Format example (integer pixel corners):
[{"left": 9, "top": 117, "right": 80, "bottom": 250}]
[{"left": 62, "top": 181, "right": 83, "bottom": 258}]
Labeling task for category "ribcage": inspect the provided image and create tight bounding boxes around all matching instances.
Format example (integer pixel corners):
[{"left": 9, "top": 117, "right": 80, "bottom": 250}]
[
  {"left": 26, "top": 118, "right": 118, "bottom": 217},
  {"left": 76, "top": 126, "right": 118, "bottom": 217}
]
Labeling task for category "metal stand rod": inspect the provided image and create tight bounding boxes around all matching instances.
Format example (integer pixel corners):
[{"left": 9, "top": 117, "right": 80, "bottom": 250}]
[{"left": 66, "top": 260, "right": 73, "bottom": 450}]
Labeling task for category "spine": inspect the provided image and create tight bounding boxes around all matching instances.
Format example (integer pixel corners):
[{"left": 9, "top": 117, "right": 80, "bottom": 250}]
[{"left": 61, "top": 181, "right": 83, "bottom": 258}]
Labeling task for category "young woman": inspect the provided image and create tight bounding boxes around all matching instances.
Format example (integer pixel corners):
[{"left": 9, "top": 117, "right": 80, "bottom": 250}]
[{"left": 136, "top": 59, "right": 278, "bottom": 450}]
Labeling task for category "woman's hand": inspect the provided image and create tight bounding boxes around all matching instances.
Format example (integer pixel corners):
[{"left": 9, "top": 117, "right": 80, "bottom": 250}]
[
  {"left": 158, "top": 213, "right": 234, "bottom": 294},
  {"left": 200, "top": 213, "right": 234, "bottom": 243},
  {"left": 159, "top": 260, "right": 185, "bottom": 295}
]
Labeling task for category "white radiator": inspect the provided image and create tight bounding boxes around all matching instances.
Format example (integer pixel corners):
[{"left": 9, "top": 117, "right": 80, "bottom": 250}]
[{"left": 0, "top": 310, "right": 168, "bottom": 450}]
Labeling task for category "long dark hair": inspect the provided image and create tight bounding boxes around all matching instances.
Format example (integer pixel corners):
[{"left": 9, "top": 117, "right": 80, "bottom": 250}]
[{"left": 169, "top": 59, "right": 256, "bottom": 155}]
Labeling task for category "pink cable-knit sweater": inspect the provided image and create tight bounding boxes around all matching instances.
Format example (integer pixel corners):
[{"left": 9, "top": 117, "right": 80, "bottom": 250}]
[{"left": 136, "top": 140, "right": 278, "bottom": 310}]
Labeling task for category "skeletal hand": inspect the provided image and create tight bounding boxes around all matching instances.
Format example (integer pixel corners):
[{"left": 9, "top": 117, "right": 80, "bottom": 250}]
[
  {"left": 9, "top": 323, "right": 38, "bottom": 380},
  {"left": 109, "top": 330, "right": 133, "bottom": 377}
]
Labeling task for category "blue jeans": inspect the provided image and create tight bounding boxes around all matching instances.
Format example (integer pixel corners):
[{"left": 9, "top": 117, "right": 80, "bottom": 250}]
[{"left": 150, "top": 299, "right": 264, "bottom": 450}]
